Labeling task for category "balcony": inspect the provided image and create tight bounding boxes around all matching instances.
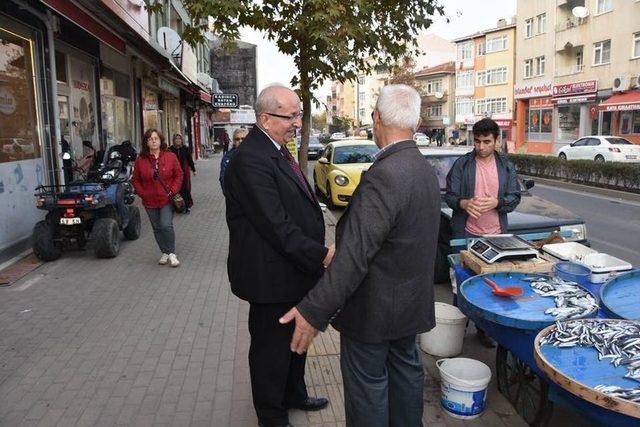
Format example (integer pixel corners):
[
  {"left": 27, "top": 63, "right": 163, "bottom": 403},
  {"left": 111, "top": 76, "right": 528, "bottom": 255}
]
[
  {"left": 554, "top": 64, "right": 585, "bottom": 77},
  {"left": 422, "top": 91, "right": 449, "bottom": 103},
  {"left": 555, "top": 15, "right": 589, "bottom": 33}
]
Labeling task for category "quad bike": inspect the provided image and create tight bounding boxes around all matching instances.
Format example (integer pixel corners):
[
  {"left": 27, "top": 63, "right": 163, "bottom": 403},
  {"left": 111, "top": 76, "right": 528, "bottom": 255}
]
[{"left": 32, "top": 141, "right": 141, "bottom": 261}]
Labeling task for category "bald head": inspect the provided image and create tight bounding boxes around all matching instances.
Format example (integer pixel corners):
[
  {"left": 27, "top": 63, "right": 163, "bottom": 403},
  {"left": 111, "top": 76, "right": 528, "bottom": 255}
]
[{"left": 255, "top": 84, "right": 302, "bottom": 145}]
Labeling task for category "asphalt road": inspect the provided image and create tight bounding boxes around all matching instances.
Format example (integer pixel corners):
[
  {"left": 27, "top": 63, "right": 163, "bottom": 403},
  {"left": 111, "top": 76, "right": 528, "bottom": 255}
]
[{"left": 531, "top": 183, "right": 640, "bottom": 266}]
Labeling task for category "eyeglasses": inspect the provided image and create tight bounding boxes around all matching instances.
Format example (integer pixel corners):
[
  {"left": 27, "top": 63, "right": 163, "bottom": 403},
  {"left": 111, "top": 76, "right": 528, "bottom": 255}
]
[
  {"left": 263, "top": 111, "right": 303, "bottom": 121},
  {"left": 234, "top": 137, "right": 244, "bottom": 142}
]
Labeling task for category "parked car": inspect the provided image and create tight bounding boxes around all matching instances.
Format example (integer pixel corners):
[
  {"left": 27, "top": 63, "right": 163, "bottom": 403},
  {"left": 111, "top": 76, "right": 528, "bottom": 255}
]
[
  {"left": 330, "top": 132, "right": 346, "bottom": 140},
  {"left": 557, "top": 136, "right": 640, "bottom": 163},
  {"left": 413, "top": 132, "right": 430, "bottom": 146},
  {"left": 296, "top": 136, "right": 325, "bottom": 159},
  {"left": 420, "top": 147, "right": 589, "bottom": 283},
  {"left": 313, "top": 140, "right": 378, "bottom": 208}
]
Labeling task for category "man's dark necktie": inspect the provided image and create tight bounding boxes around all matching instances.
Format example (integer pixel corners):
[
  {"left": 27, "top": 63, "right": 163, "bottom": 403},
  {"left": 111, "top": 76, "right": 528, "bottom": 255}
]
[{"left": 280, "top": 145, "right": 313, "bottom": 200}]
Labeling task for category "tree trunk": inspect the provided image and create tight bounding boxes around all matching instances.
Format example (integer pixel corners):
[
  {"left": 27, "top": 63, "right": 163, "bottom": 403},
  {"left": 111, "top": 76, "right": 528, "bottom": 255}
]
[{"left": 298, "top": 75, "right": 311, "bottom": 175}]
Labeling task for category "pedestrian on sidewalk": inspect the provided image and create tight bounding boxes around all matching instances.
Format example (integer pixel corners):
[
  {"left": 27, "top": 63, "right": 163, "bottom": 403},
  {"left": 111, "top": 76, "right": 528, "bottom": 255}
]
[
  {"left": 225, "top": 84, "right": 334, "bottom": 427},
  {"left": 280, "top": 84, "right": 441, "bottom": 427},
  {"left": 219, "top": 128, "right": 247, "bottom": 194},
  {"left": 169, "top": 133, "right": 196, "bottom": 213},
  {"left": 132, "top": 129, "right": 184, "bottom": 267}
]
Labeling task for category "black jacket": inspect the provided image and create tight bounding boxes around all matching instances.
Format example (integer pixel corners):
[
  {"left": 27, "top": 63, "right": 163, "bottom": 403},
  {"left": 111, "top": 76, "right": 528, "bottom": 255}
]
[
  {"left": 445, "top": 150, "right": 521, "bottom": 238},
  {"left": 224, "top": 127, "right": 328, "bottom": 304},
  {"left": 169, "top": 145, "right": 195, "bottom": 172},
  {"left": 297, "top": 140, "right": 441, "bottom": 343}
]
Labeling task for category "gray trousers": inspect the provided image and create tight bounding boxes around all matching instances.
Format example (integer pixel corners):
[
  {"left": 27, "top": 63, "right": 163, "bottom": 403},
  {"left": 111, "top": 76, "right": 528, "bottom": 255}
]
[
  {"left": 340, "top": 334, "right": 424, "bottom": 427},
  {"left": 145, "top": 204, "right": 175, "bottom": 254}
]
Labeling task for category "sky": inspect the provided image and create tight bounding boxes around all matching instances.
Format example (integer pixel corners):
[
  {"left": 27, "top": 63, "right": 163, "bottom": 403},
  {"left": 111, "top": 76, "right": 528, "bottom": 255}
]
[{"left": 238, "top": 0, "right": 517, "bottom": 102}]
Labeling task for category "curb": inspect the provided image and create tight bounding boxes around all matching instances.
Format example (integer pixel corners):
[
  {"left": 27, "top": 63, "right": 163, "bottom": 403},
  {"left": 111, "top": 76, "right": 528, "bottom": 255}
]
[{"left": 523, "top": 175, "right": 640, "bottom": 203}]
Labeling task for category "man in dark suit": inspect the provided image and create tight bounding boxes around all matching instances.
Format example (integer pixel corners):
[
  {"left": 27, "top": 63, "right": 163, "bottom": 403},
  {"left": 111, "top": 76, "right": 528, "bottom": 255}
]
[
  {"left": 280, "top": 84, "right": 441, "bottom": 426},
  {"left": 224, "top": 85, "right": 334, "bottom": 427}
]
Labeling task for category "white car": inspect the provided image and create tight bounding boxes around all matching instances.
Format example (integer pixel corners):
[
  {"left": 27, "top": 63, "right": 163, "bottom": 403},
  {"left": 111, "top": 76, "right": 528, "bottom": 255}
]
[
  {"left": 557, "top": 136, "right": 640, "bottom": 163},
  {"left": 413, "top": 132, "right": 430, "bottom": 146}
]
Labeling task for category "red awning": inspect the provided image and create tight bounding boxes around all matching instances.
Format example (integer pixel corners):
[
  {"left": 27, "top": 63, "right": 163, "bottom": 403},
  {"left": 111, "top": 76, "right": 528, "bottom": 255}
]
[
  {"left": 598, "top": 92, "right": 640, "bottom": 112},
  {"left": 199, "top": 91, "right": 212, "bottom": 103}
]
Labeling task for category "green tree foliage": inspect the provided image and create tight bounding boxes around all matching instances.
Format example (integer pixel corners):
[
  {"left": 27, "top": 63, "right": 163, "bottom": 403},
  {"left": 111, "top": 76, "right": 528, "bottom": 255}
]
[
  {"left": 311, "top": 111, "right": 327, "bottom": 132},
  {"left": 154, "top": 0, "right": 444, "bottom": 172}
]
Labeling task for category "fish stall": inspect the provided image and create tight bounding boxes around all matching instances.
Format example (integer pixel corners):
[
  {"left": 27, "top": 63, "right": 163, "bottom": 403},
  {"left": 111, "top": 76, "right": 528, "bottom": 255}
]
[{"left": 447, "top": 234, "right": 640, "bottom": 425}]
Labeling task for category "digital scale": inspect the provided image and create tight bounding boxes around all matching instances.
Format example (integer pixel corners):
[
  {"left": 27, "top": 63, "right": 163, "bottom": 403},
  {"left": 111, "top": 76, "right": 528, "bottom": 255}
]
[{"left": 468, "top": 234, "right": 539, "bottom": 264}]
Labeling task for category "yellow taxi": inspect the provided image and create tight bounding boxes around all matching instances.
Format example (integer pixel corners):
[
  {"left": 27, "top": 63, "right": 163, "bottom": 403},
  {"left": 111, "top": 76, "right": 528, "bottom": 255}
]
[{"left": 312, "top": 139, "right": 379, "bottom": 207}]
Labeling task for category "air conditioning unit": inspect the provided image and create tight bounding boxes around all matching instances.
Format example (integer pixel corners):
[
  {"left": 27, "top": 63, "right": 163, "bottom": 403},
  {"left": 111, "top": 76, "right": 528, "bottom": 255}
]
[{"left": 612, "top": 75, "right": 631, "bottom": 92}]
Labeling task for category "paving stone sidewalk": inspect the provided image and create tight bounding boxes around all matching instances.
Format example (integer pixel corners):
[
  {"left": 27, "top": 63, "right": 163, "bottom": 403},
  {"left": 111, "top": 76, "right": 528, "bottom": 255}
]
[{"left": 0, "top": 154, "right": 526, "bottom": 426}]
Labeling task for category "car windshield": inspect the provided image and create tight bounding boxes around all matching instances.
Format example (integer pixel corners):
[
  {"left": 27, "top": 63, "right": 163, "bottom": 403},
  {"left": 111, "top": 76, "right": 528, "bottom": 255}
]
[
  {"left": 606, "top": 137, "right": 632, "bottom": 145},
  {"left": 423, "top": 154, "right": 527, "bottom": 192},
  {"left": 333, "top": 145, "right": 378, "bottom": 164}
]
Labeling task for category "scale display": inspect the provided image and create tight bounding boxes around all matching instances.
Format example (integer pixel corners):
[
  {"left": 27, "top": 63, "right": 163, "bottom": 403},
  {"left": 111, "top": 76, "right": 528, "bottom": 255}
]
[{"left": 469, "top": 234, "right": 538, "bottom": 264}]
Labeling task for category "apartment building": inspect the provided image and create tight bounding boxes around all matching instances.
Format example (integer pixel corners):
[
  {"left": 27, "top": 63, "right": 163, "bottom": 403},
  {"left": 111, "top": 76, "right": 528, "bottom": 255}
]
[
  {"left": 453, "top": 19, "right": 517, "bottom": 146},
  {"left": 415, "top": 61, "right": 456, "bottom": 140},
  {"left": 515, "top": 0, "right": 640, "bottom": 153},
  {"left": 334, "top": 80, "right": 356, "bottom": 123}
]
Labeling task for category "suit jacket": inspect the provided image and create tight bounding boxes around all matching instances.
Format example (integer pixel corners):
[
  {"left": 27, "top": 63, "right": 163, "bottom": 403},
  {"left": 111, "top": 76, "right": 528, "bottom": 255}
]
[
  {"left": 297, "top": 140, "right": 441, "bottom": 343},
  {"left": 224, "top": 127, "right": 328, "bottom": 304}
]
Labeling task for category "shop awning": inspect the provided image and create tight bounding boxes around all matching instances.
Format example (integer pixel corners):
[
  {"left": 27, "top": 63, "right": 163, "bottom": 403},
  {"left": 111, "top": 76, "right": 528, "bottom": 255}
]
[{"left": 598, "top": 92, "right": 640, "bottom": 112}]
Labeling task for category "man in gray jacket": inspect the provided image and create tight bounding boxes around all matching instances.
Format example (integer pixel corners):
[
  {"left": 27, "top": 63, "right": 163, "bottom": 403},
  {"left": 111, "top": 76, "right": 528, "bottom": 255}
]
[{"left": 280, "top": 84, "right": 441, "bottom": 426}]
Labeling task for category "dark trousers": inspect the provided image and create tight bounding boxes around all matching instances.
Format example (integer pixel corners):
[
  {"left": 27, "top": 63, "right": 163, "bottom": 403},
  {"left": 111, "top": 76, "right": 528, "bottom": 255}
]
[
  {"left": 340, "top": 334, "right": 424, "bottom": 427},
  {"left": 248, "top": 303, "right": 308, "bottom": 426},
  {"left": 145, "top": 204, "right": 175, "bottom": 254}
]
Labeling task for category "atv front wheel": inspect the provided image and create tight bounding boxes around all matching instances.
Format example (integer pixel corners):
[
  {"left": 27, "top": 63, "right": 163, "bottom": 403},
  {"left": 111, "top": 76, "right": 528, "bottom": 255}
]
[
  {"left": 123, "top": 206, "right": 141, "bottom": 240},
  {"left": 32, "top": 221, "right": 61, "bottom": 261},
  {"left": 93, "top": 218, "right": 120, "bottom": 258}
]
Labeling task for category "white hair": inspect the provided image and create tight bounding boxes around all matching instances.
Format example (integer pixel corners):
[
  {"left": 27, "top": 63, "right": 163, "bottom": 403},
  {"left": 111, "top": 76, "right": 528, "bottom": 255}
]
[
  {"left": 255, "top": 83, "right": 290, "bottom": 115},
  {"left": 375, "top": 84, "right": 421, "bottom": 132},
  {"left": 232, "top": 128, "right": 248, "bottom": 138}
]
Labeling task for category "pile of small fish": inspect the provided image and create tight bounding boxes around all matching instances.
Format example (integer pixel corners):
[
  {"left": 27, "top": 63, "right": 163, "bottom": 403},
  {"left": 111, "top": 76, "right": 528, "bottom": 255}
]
[
  {"left": 541, "top": 320, "right": 640, "bottom": 402},
  {"left": 522, "top": 276, "right": 598, "bottom": 320}
]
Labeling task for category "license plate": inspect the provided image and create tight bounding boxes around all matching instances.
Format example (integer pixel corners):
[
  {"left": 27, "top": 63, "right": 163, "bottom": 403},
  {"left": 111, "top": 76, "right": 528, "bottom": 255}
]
[
  {"left": 626, "top": 155, "right": 637, "bottom": 159},
  {"left": 60, "top": 217, "right": 81, "bottom": 225}
]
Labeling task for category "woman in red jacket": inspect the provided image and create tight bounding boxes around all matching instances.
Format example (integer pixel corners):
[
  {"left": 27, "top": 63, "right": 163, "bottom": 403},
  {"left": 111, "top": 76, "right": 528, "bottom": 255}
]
[{"left": 132, "top": 129, "right": 184, "bottom": 267}]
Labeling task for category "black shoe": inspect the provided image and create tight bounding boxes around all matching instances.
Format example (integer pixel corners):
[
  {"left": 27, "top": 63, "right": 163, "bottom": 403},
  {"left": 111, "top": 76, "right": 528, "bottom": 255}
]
[{"left": 286, "top": 397, "right": 328, "bottom": 411}]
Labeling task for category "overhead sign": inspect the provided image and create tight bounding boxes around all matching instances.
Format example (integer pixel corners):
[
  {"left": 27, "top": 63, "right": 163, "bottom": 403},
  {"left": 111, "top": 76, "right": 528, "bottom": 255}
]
[
  {"left": 212, "top": 93, "right": 239, "bottom": 109},
  {"left": 553, "top": 80, "right": 597, "bottom": 97},
  {"left": 514, "top": 80, "right": 553, "bottom": 99}
]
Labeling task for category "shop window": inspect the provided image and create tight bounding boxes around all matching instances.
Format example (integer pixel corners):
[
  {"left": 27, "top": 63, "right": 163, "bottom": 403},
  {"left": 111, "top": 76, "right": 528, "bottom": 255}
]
[
  {"left": 100, "top": 68, "right": 131, "bottom": 147},
  {"left": 620, "top": 111, "right": 640, "bottom": 134},
  {"left": 0, "top": 27, "right": 42, "bottom": 163},
  {"left": 526, "top": 107, "right": 552, "bottom": 141},
  {"left": 55, "top": 50, "right": 67, "bottom": 84},
  {"left": 557, "top": 105, "right": 581, "bottom": 141}
]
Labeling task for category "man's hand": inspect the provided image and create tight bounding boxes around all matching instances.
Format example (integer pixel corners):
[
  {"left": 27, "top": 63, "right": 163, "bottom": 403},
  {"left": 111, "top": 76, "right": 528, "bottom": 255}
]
[
  {"left": 279, "top": 307, "right": 319, "bottom": 354},
  {"left": 474, "top": 197, "right": 499, "bottom": 213},
  {"left": 460, "top": 199, "right": 482, "bottom": 219},
  {"left": 322, "top": 244, "right": 335, "bottom": 268}
]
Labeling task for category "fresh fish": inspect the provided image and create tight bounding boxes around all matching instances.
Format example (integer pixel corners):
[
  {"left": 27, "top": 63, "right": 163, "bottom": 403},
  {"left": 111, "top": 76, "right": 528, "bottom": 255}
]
[{"left": 530, "top": 277, "right": 598, "bottom": 320}]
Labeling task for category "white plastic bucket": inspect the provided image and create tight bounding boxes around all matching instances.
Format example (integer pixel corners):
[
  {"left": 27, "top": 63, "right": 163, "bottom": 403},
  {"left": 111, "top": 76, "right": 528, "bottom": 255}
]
[
  {"left": 419, "top": 302, "right": 467, "bottom": 357},
  {"left": 436, "top": 358, "right": 492, "bottom": 420}
]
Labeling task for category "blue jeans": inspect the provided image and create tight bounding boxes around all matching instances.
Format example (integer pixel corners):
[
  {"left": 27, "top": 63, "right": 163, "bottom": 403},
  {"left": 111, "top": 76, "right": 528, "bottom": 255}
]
[
  {"left": 145, "top": 204, "right": 175, "bottom": 254},
  {"left": 340, "top": 334, "right": 424, "bottom": 427}
]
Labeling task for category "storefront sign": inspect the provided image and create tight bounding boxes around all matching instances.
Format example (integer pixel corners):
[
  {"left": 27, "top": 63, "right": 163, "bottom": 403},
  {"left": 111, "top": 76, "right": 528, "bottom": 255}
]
[
  {"left": 230, "top": 109, "right": 256, "bottom": 124},
  {"left": 555, "top": 95, "right": 596, "bottom": 104},
  {"left": 158, "top": 78, "right": 180, "bottom": 97},
  {"left": 0, "top": 87, "right": 17, "bottom": 115},
  {"left": 530, "top": 97, "right": 553, "bottom": 108},
  {"left": 600, "top": 103, "right": 640, "bottom": 112},
  {"left": 143, "top": 89, "right": 158, "bottom": 110},
  {"left": 494, "top": 119, "right": 512, "bottom": 128},
  {"left": 514, "top": 81, "right": 553, "bottom": 99},
  {"left": 73, "top": 79, "right": 90, "bottom": 91},
  {"left": 552, "top": 80, "right": 597, "bottom": 98},
  {"left": 213, "top": 93, "right": 239, "bottom": 109}
]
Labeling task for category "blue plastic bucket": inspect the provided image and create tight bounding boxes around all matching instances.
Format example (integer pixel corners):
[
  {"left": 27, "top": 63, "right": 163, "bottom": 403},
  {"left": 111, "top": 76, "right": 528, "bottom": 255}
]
[{"left": 436, "top": 358, "right": 492, "bottom": 419}]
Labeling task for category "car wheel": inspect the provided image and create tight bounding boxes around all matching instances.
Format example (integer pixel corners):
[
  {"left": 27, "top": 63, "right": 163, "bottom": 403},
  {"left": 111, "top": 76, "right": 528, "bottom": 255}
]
[
  {"left": 93, "top": 218, "right": 120, "bottom": 258},
  {"left": 594, "top": 155, "right": 605, "bottom": 163},
  {"left": 325, "top": 181, "right": 336, "bottom": 209},
  {"left": 558, "top": 152, "right": 567, "bottom": 161},
  {"left": 123, "top": 206, "right": 141, "bottom": 240},
  {"left": 32, "top": 220, "right": 61, "bottom": 262}
]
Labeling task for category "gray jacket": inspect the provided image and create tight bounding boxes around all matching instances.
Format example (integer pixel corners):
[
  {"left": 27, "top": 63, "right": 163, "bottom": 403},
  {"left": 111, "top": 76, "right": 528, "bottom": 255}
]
[{"left": 297, "top": 140, "right": 441, "bottom": 343}]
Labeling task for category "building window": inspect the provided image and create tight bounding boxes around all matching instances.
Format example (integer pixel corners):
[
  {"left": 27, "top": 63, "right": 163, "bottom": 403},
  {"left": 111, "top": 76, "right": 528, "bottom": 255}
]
[
  {"left": 535, "top": 56, "right": 545, "bottom": 76},
  {"left": 476, "top": 71, "right": 486, "bottom": 87},
  {"left": 633, "top": 32, "right": 640, "bottom": 59},
  {"left": 476, "top": 97, "right": 507, "bottom": 115},
  {"left": 426, "top": 79, "right": 442, "bottom": 94},
  {"left": 593, "top": 40, "right": 611, "bottom": 65},
  {"left": 359, "top": 91, "right": 366, "bottom": 102},
  {"left": 357, "top": 75, "right": 365, "bottom": 85},
  {"left": 359, "top": 108, "right": 365, "bottom": 118},
  {"left": 536, "top": 13, "right": 546, "bottom": 35},
  {"left": 485, "top": 67, "right": 507, "bottom": 85},
  {"left": 576, "top": 50, "right": 584, "bottom": 71},
  {"left": 596, "top": 0, "right": 612, "bottom": 14},
  {"left": 486, "top": 35, "right": 507, "bottom": 53},
  {"left": 525, "top": 18, "right": 533, "bottom": 38},
  {"left": 455, "top": 97, "right": 474, "bottom": 116},
  {"left": 100, "top": 68, "right": 132, "bottom": 148},
  {"left": 477, "top": 42, "right": 486, "bottom": 56},
  {"left": 456, "top": 70, "right": 474, "bottom": 90},
  {"left": 620, "top": 111, "right": 640, "bottom": 134},
  {"left": 427, "top": 105, "right": 443, "bottom": 117},
  {"left": 524, "top": 59, "right": 533, "bottom": 78},
  {"left": 457, "top": 42, "right": 473, "bottom": 60}
]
